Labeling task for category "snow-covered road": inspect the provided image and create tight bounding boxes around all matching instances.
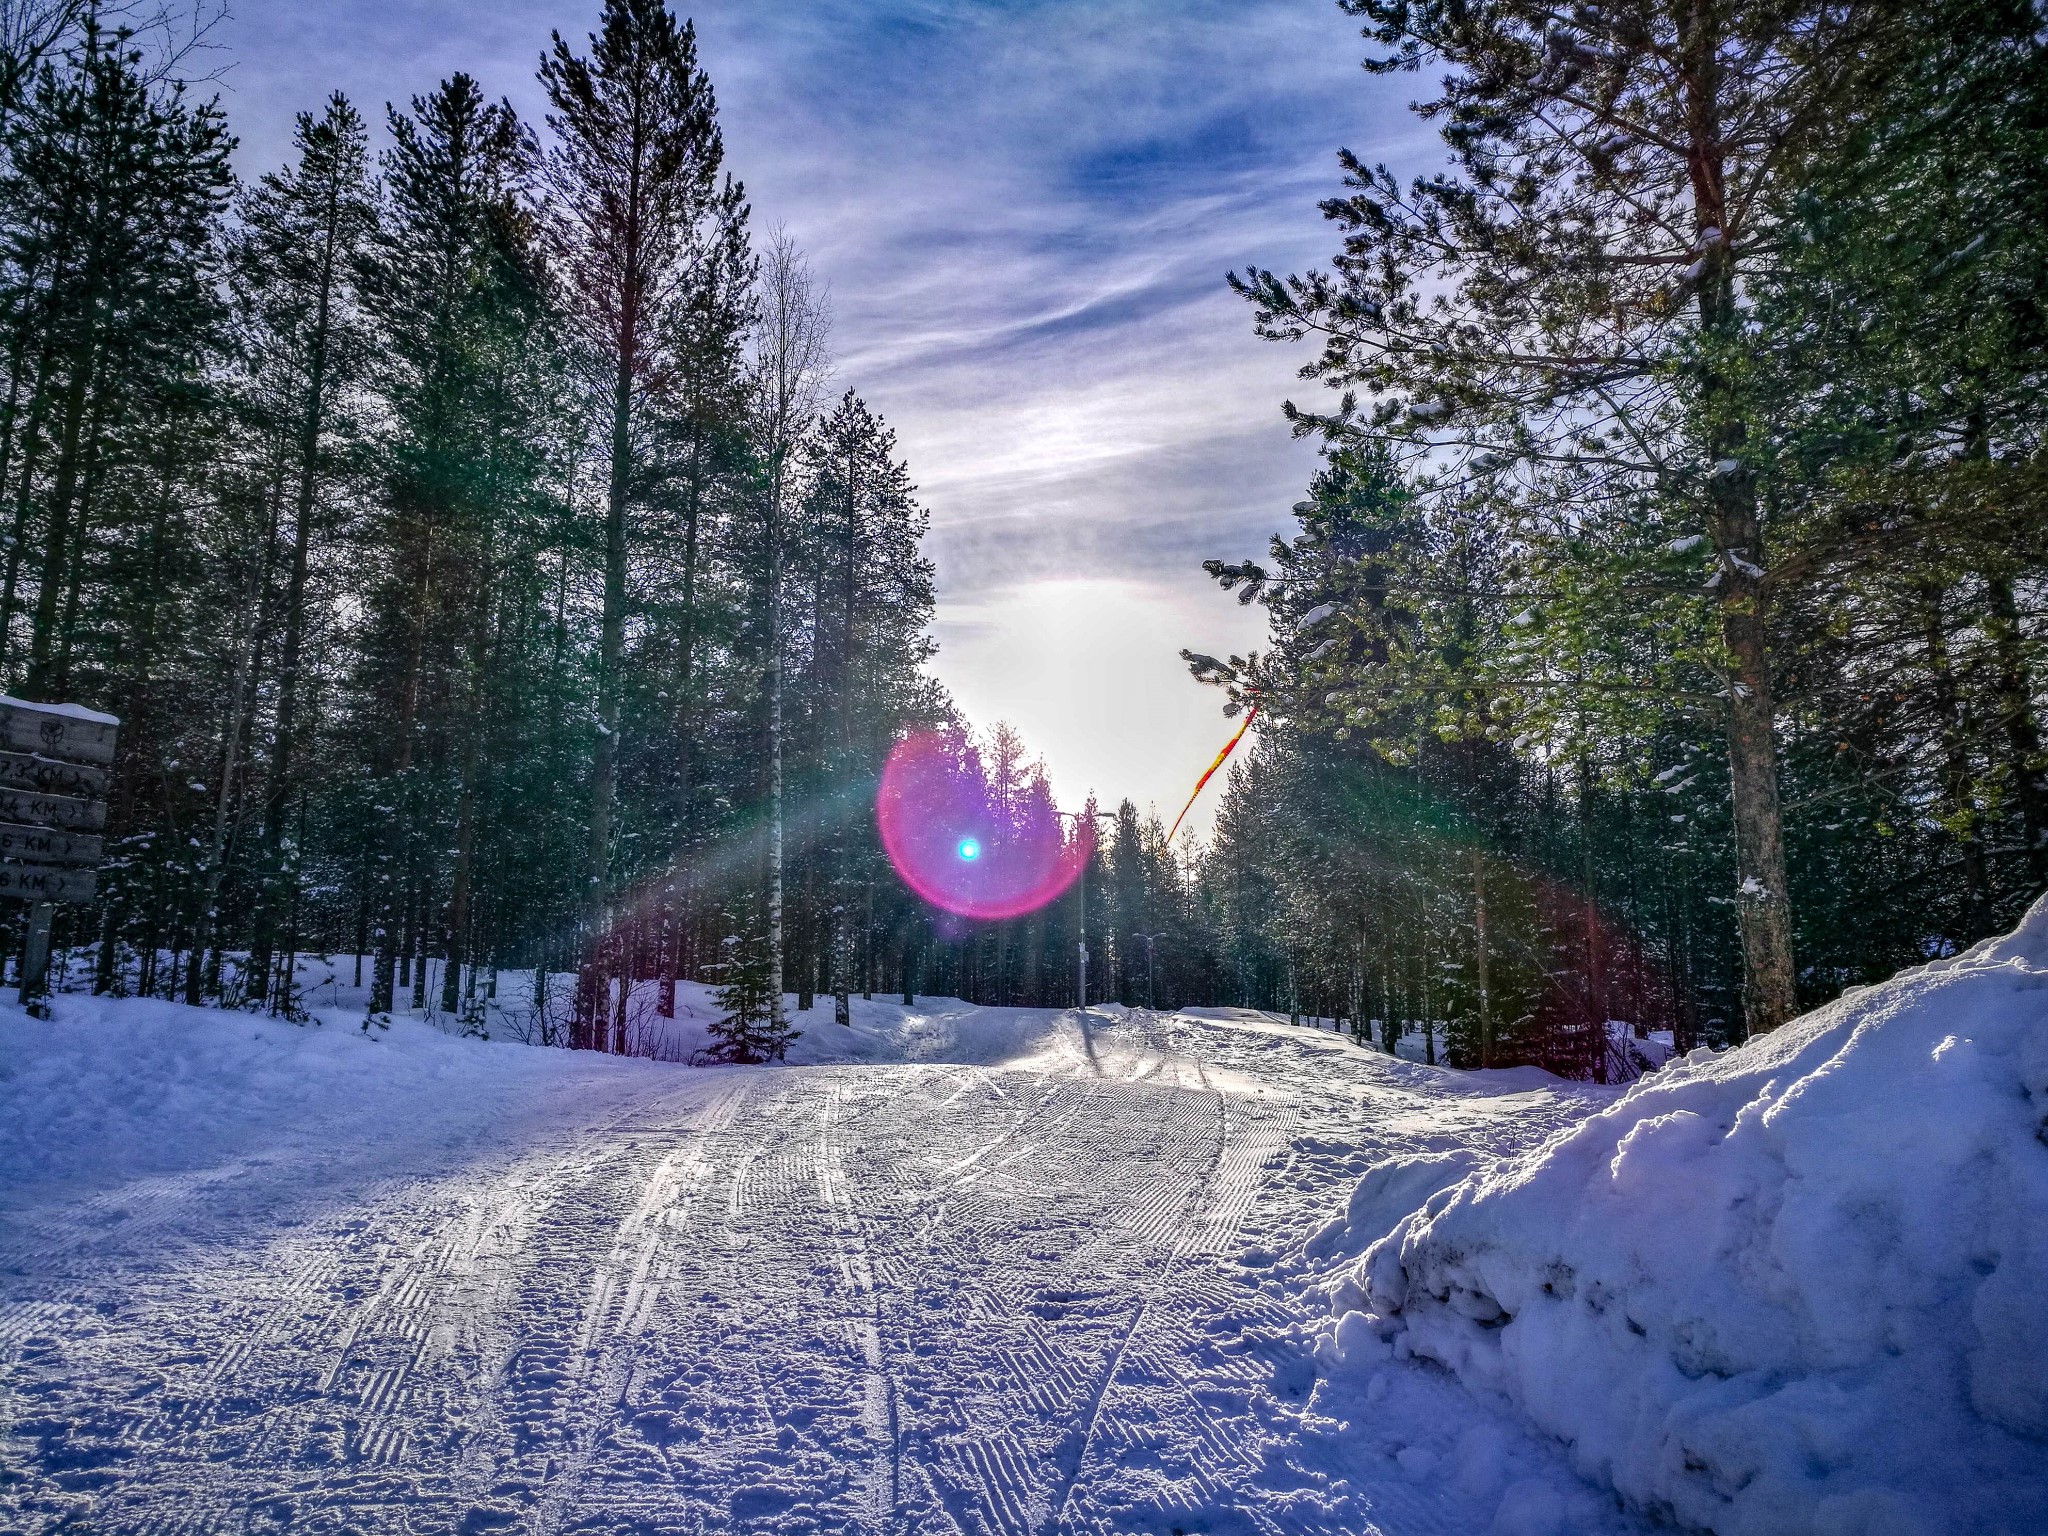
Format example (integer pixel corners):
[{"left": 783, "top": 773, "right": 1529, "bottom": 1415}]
[{"left": 1, "top": 1001, "right": 1644, "bottom": 1534}]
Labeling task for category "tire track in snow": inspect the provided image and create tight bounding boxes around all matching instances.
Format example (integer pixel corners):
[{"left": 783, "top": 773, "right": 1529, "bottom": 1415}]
[
  {"left": 813, "top": 1075, "right": 902, "bottom": 1535},
  {"left": 0, "top": 1072, "right": 739, "bottom": 1533},
  {"left": 1039, "top": 1071, "right": 1259, "bottom": 1534}
]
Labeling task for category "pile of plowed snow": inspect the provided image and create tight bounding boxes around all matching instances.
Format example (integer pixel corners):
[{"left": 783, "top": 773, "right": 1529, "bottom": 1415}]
[{"left": 1315, "top": 899, "right": 2048, "bottom": 1535}]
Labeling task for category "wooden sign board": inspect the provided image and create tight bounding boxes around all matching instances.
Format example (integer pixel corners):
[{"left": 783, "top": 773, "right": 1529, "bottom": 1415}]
[
  {"left": 0, "top": 787, "right": 104, "bottom": 832},
  {"left": 0, "top": 698, "right": 117, "bottom": 921},
  {"left": 0, "top": 749, "right": 107, "bottom": 799},
  {"left": 0, "top": 863, "right": 94, "bottom": 902},
  {"left": 0, "top": 822, "right": 100, "bottom": 866},
  {"left": 0, "top": 696, "right": 118, "bottom": 767}
]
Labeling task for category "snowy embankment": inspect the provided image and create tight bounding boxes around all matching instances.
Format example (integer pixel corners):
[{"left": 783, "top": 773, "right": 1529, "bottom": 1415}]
[
  {"left": 0, "top": 994, "right": 663, "bottom": 1216},
  {"left": 0, "top": 981, "right": 1085, "bottom": 1216},
  {"left": 1313, "top": 901, "right": 2048, "bottom": 1535}
]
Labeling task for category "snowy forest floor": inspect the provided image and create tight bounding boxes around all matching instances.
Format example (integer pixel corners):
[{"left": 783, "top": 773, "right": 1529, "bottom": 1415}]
[{"left": 0, "top": 990, "right": 1652, "bottom": 1535}]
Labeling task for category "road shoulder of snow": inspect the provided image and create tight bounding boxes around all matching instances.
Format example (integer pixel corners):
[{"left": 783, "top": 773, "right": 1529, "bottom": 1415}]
[
  {"left": 1308, "top": 899, "right": 2048, "bottom": 1536},
  {"left": 0, "top": 994, "right": 656, "bottom": 1221}
]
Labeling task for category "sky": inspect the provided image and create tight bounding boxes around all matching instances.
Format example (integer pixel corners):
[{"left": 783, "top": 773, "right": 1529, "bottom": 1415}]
[{"left": 209, "top": 0, "right": 1434, "bottom": 836}]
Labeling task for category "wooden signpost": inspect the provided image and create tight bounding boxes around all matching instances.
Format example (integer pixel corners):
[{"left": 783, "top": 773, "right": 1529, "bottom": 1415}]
[{"left": 0, "top": 696, "right": 118, "bottom": 1017}]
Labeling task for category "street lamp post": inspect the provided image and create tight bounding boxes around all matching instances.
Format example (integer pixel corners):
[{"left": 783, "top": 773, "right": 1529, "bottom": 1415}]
[
  {"left": 1059, "top": 808, "right": 1116, "bottom": 1009},
  {"left": 1133, "top": 931, "right": 1168, "bottom": 1012}
]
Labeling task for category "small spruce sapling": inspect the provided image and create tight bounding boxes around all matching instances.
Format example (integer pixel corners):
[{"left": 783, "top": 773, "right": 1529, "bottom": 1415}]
[{"left": 704, "top": 929, "right": 798, "bottom": 1064}]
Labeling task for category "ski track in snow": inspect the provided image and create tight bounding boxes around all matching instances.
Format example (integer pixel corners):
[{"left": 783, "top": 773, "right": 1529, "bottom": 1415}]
[{"left": 0, "top": 1005, "right": 1642, "bottom": 1535}]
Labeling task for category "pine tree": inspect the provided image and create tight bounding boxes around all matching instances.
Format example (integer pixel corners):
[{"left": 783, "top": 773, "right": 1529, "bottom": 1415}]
[
  {"left": 704, "top": 922, "right": 797, "bottom": 1063},
  {"left": 540, "top": 0, "right": 742, "bottom": 1047},
  {"left": 1231, "top": 0, "right": 1934, "bottom": 1031},
  {"left": 795, "top": 391, "right": 937, "bottom": 1023},
  {"left": 353, "top": 74, "right": 546, "bottom": 1023},
  {"left": 231, "top": 93, "right": 377, "bottom": 1009}
]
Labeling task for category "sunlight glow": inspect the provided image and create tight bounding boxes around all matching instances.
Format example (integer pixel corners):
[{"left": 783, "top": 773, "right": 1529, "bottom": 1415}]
[
  {"left": 930, "top": 578, "right": 1266, "bottom": 842},
  {"left": 877, "top": 731, "right": 1090, "bottom": 920}
]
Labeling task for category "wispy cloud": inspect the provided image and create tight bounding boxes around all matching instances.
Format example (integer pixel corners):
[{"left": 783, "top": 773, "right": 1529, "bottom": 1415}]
[
  {"left": 673, "top": 1, "right": 1435, "bottom": 601},
  {"left": 215, "top": 0, "right": 1436, "bottom": 828}
]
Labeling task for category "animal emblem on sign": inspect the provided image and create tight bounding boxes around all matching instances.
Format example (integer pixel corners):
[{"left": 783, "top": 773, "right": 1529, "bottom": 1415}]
[{"left": 38, "top": 718, "right": 61, "bottom": 752}]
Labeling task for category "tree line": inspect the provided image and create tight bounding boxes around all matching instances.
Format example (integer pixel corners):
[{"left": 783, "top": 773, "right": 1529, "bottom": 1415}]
[
  {"left": 0, "top": 0, "right": 968, "bottom": 1057},
  {"left": 1163, "top": 0, "right": 2048, "bottom": 1071},
  {"left": 14, "top": 0, "right": 2043, "bottom": 1080}
]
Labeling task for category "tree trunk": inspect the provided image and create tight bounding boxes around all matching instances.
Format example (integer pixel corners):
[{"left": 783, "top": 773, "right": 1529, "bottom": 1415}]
[
  {"left": 0, "top": 294, "right": 46, "bottom": 660},
  {"left": 831, "top": 457, "right": 862, "bottom": 1027},
  {"left": 1923, "top": 585, "right": 1993, "bottom": 938},
  {"left": 51, "top": 381, "right": 109, "bottom": 699},
  {"left": 663, "top": 417, "right": 709, "bottom": 1017},
  {"left": 440, "top": 400, "right": 503, "bottom": 1019},
  {"left": 1682, "top": 31, "right": 1797, "bottom": 1032},
  {"left": 0, "top": 335, "right": 56, "bottom": 669},
  {"left": 1984, "top": 570, "right": 2047, "bottom": 889},
  {"left": 579, "top": 298, "right": 634, "bottom": 1048},
  {"left": 250, "top": 178, "right": 344, "bottom": 999},
  {"left": 372, "top": 524, "right": 433, "bottom": 1023},
  {"left": 766, "top": 476, "right": 786, "bottom": 1026},
  {"left": 191, "top": 505, "right": 276, "bottom": 1006},
  {"left": 1472, "top": 852, "right": 1493, "bottom": 1068},
  {"left": 862, "top": 879, "right": 874, "bottom": 1000},
  {"left": 441, "top": 729, "right": 480, "bottom": 1016},
  {"left": 1579, "top": 756, "right": 1608, "bottom": 1083},
  {"left": 23, "top": 323, "right": 94, "bottom": 697}
]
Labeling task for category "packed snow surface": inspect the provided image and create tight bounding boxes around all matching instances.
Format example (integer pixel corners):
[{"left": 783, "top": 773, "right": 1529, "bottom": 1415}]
[
  {"left": 1323, "top": 900, "right": 2048, "bottom": 1536},
  {"left": 0, "top": 985, "right": 1645, "bottom": 1534}
]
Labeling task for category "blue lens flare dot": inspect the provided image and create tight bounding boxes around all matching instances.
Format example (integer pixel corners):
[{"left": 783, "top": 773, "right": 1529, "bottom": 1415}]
[{"left": 877, "top": 730, "right": 1089, "bottom": 920}]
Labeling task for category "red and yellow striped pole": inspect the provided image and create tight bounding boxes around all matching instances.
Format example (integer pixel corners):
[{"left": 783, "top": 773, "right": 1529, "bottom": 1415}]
[{"left": 1167, "top": 703, "right": 1258, "bottom": 843}]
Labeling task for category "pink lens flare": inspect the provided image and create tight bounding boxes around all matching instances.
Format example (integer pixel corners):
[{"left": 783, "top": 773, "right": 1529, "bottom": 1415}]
[{"left": 877, "top": 730, "right": 1091, "bottom": 920}]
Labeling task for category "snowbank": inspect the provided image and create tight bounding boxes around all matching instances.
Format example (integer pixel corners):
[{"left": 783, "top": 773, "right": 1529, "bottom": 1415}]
[
  {"left": 307, "top": 959, "right": 1085, "bottom": 1071},
  {"left": 0, "top": 983, "right": 1171, "bottom": 1216},
  {"left": 0, "top": 992, "right": 652, "bottom": 1214},
  {"left": 1317, "top": 898, "right": 2048, "bottom": 1535}
]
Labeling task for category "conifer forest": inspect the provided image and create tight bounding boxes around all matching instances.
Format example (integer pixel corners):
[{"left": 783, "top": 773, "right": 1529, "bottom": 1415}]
[{"left": 1, "top": 0, "right": 2044, "bottom": 1078}]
